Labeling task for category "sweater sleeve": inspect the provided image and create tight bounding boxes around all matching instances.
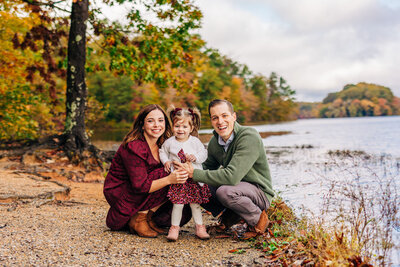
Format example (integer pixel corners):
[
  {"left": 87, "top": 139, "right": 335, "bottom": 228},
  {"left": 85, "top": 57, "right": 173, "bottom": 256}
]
[
  {"left": 192, "top": 137, "right": 208, "bottom": 164},
  {"left": 159, "top": 139, "right": 170, "bottom": 165},
  {"left": 193, "top": 129, "right": 261, "bottom": 186},
  {"left": 123, "top": 142, "right": 166, "bottom": 194}
]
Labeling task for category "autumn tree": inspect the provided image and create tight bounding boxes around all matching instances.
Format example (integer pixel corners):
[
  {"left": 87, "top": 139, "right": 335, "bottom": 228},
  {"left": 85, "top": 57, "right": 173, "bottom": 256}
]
[
  {"left": 304, "top": 82, "right": 400, "bottom": 118},
  {"left": 263, "top": 72, "right": 297, "bottom": 121},
  {"left": 6, "top": 0, "right": 202, "bottom": 164},
  {"left": 0, "top": 3, "right": 68, "bottom": 140}
]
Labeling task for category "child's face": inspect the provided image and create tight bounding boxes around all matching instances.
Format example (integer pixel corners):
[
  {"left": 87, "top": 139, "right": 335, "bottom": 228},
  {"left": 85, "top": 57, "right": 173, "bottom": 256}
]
[{"left": 173, "top": 118, "right": 193, "bottom": 141}]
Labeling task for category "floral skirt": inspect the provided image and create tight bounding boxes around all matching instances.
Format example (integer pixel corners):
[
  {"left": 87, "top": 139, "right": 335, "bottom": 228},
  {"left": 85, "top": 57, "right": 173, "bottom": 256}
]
[{"left": 167, "top": 178, "right": 211, "bottom": 204}]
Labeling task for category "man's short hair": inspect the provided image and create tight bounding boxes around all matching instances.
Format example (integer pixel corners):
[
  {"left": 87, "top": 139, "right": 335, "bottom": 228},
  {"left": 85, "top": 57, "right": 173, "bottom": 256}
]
[{"left": 208, "top": 99, "right": 234, "bottom": 116}]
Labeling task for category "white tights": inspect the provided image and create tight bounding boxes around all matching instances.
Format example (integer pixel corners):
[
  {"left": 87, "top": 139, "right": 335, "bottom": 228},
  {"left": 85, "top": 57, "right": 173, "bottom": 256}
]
[{"left": 171, "top": 203, "right": 203, "bottom": 226}]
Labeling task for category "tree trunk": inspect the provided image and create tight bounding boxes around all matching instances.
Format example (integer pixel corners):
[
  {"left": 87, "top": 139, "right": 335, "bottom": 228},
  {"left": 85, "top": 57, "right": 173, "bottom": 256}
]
[{"left": 64, "top": 0, "right": 90, "bottom": 160}]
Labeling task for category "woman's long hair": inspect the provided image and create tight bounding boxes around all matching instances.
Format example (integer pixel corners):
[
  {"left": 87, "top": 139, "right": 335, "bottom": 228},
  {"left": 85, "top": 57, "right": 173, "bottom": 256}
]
[{"left": 122, "top": 104, "right": 172, "bottom": 148}]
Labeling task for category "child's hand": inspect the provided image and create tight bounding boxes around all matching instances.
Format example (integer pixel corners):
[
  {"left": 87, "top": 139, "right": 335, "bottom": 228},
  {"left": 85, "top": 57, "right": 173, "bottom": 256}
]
[
  {"left": 164, "top": 161, "right": 172, "bottom": 173},
  {"left": 185, "top": 154, "right": 196, "bottom": 162}
]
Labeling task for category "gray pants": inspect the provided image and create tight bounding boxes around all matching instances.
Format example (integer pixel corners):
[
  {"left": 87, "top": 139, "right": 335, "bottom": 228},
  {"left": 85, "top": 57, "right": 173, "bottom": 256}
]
[{"left": 215, "top": 182, "right": 270, "bottom": 226}]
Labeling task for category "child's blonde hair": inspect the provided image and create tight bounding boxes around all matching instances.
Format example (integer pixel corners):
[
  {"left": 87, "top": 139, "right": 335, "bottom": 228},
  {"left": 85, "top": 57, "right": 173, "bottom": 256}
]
[{"left": 167, "top": 106, "right": 201, "bottom": 137}]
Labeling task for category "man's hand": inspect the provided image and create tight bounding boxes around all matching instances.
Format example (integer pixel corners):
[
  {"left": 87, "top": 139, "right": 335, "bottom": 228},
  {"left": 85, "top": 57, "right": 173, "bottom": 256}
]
[{"left": 173, "top": 161, "right": 194, "bottom": 178}]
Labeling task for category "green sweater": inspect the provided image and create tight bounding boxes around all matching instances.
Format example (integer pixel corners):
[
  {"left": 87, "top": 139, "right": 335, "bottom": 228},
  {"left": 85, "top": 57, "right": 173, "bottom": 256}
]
[{"left": 193, "top": 122, "right": 274, "bottom": 203}]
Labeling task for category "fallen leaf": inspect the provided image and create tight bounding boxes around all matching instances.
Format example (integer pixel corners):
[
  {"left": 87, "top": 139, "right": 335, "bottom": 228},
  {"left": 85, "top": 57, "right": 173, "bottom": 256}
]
[{"left": 215, "top": 234, "right": 231, "bottom": 239}]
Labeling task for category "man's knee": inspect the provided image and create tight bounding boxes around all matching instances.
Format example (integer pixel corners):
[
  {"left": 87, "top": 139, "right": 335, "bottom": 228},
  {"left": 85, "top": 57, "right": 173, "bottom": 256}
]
[{"left": 216, "top": 186, "right": 237, "bottom": 206}]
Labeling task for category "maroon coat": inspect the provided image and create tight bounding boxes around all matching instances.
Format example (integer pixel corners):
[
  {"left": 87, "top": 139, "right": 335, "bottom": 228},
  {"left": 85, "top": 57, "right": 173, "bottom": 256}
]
[{"left": 103, "top": 138, "right": 169, "bottom": 230}]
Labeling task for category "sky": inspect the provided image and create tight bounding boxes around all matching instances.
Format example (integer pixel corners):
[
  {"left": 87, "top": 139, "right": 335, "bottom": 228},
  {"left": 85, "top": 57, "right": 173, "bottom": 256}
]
[{"left": 101, "top": 0, "right": 400, "bottom": 102}]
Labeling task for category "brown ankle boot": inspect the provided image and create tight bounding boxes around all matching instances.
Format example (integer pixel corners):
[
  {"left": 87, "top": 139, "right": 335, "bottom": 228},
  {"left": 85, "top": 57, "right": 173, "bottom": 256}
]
[
  {"left": 147, "top": 211, "right": 167, "bottom": 235},
  {"left": 254, "top": 210, "right": 269, "bottom": 234},
  {"left": 240, "top": 210, "right": 269, "bottom": 240},
  {"left": 128, "top": 212, "right": 158, "bottom": 238}
]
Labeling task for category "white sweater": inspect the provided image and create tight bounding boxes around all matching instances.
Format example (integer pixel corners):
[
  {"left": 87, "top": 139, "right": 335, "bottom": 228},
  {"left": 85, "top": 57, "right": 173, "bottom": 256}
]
[{"left": 159, "top": 136, "right": 207, "bottom": 185}]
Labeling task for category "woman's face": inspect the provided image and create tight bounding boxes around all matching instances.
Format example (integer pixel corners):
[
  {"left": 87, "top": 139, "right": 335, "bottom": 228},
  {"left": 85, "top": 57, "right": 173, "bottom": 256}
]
[{"left": 142, "top": 109, "right": 166, "bottom": 142}]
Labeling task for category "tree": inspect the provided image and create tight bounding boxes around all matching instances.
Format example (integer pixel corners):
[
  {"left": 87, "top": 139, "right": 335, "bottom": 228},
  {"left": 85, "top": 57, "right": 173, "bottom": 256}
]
[
  {"left": 63, "top": 0, "right": 92, "bottom": 161},
  {"left": 7, "top": 0, "right": 202, "bottom": 165},
  {"left": 0, "top": 4, "right": 67, "bottom": 140},
  {"left": 314, "top": 83, "right": 399, "bottom": 119},
  {"left": 263, "top": 72, "right": 296, "bottom": 121}
]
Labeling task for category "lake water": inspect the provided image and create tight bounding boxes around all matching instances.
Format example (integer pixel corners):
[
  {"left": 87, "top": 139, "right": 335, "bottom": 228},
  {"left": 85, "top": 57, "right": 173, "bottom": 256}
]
[
  {"left": 259, "top": 116, "right": 400, "bottom": 157},
  {"left": 200, "top": 115, "right": 400, "bottom": 157}
]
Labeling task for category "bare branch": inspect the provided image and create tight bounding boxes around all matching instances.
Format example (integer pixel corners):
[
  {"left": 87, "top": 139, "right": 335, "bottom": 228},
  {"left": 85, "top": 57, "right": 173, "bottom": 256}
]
[{"left": 21, "top": 0, "right": 71, "bottom": 13}]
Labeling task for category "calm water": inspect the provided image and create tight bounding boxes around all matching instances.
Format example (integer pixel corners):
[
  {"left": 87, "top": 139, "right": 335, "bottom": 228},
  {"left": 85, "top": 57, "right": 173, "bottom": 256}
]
[
  {"left": 251, "top": 116, "right": 400, "bottom": 206},
  {"left": 259, "top": 116, "right": 400, "bottom": 157},
  {"left": 200, "top": 115, "right": 400, "bottom": 157}
]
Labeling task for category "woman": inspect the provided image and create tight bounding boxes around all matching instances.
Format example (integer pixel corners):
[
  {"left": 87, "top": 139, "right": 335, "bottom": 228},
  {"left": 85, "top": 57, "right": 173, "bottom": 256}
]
[{"left": 103, "top": 104, "right": 190, "bottom": 238}]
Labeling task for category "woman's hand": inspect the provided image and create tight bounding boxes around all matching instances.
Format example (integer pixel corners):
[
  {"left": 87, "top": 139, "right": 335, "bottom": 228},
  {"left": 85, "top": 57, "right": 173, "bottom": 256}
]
[
  {"left": 168, "top": 169, "right": 188, "bottom": 184},
  {"left": 149, "top": 168, "right": 187, "bottom": 193}
]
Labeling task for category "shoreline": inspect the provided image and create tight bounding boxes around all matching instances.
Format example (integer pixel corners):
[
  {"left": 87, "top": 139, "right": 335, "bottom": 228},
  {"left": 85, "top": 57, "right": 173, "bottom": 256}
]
[{"left": 92, "top": 130, "right": 292, "bottom": 150}]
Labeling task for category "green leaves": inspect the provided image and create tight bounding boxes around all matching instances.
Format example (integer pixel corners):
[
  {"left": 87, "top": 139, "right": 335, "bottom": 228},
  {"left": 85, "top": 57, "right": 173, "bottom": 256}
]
[
  {"left": 93, "top": 0, "right": 202, "bottom": 92},
  {"left": 0, "top": 85, "right": 40, "bottom": 140}
]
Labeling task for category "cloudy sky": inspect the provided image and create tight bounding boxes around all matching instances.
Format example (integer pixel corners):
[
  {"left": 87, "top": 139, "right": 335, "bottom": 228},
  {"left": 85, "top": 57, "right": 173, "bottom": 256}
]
[
  {"left": 101, "top": 0, "right": 400, "bottom": 102},
  {"left": 193, "top": 0, "right": 400, "bottom": 101}
]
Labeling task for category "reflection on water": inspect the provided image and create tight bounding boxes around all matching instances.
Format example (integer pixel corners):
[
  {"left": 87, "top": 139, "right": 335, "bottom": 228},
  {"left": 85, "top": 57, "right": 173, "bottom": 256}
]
[{"left": 92, "top": 128, "right": 129, "bottom": 142}]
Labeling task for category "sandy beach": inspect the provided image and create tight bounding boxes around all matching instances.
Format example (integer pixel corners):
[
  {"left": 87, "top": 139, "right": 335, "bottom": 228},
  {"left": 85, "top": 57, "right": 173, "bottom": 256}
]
[{"left": 0, "top": 158, "right": 265, "bottom": 266}]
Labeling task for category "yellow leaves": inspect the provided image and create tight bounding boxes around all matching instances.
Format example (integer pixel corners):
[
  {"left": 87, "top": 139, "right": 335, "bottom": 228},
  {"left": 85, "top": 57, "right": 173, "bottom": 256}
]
[
  {"left": 0, "top": 10, "right": 65, "bottom": 140},
  {"left": 218, "top": 85, "right": 231, "bottom": 100},
  {"left": 183, "top": 52, "right": 193, "bottom": 63},
  {"left": 0, "top": 12, "right": 38, "bottom": 89},
  {"left": 106, "top": 36, "right": 115, "bottom": 46},
  {"left": 360, "top": 99, "right": 374, "bottom": 110}
]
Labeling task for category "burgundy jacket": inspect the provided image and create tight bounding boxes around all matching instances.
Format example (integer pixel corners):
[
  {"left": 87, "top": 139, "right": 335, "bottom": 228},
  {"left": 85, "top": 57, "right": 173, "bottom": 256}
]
[{"left": 103, "top": 138, "right": 168, "bottom": 230}]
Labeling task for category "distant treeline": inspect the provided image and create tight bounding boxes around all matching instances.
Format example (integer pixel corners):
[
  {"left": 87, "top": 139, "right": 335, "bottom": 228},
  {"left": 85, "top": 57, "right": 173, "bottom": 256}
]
[
  {"left": 87, "top": 50, "right": 298, "bottom": 128},
  {"left": 297, "top": 83, "right": 400, "bottom": 119}
]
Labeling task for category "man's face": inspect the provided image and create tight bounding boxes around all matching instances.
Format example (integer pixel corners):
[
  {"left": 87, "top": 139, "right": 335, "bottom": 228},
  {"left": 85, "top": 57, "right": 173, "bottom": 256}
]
[{"left": 210, "top": 103, "right": 236, "bottom": 142}]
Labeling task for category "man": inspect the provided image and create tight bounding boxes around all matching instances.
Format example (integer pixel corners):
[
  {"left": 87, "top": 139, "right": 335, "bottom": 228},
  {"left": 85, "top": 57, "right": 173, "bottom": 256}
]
[{"left": 177, "top": 99, "right": 274, "bottom": 238}]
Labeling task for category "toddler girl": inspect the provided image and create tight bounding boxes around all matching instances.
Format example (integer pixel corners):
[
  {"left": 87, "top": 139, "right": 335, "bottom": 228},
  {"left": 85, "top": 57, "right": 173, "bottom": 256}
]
[{"left": 159, "top": 107, "right": 211, "bottom": 241}]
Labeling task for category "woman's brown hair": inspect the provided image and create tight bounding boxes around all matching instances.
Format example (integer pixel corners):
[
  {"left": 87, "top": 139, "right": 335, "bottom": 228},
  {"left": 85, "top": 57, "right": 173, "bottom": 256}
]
[{"left": 122, "top": 104, "right": 172, "bottom": 147}]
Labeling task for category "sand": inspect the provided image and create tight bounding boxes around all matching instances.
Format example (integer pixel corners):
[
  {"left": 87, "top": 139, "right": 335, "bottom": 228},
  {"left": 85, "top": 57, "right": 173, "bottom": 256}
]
[{"left": 0, "top": 159, "right": 265, "bottom": 266}]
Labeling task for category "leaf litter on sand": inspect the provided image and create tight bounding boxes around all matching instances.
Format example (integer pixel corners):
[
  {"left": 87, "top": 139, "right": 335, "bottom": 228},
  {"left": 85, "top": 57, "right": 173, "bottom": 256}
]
[{"left": 244, "top": 198, "right": 374, "bottom": 266}]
